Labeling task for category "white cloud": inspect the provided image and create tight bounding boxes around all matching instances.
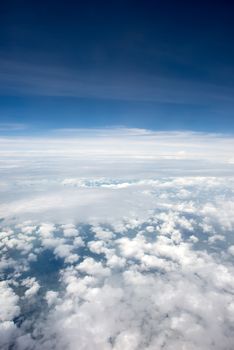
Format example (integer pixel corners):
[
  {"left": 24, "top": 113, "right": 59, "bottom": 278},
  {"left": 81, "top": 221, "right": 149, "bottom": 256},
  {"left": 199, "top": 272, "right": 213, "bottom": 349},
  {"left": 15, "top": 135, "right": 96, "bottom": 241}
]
[
  {"left": 45, "top": 291, "right": 59, "bottom": 307},
  {"left": 22, "top": 277, "right": 40, "bottom": 299},
  {"left": 0, "top": 123, "right": 27, "bottom": 131},
  {"left": 76, "top": 257, "right": 111, "bottom": 277},
  {"left": 0, "top": 321, "right": 19, "bottom": 350},
  {"left": 0, "top": 281, "right": 20, "bottom": 322},
  {"left": 1, "top": 129, "right": 234, "bottom": 349},
  {"left": 62, "top": 224, "right": 79, "bottom": 237},
  {"left": 228, "top": 246, "right": 234, "bottom": 256}
]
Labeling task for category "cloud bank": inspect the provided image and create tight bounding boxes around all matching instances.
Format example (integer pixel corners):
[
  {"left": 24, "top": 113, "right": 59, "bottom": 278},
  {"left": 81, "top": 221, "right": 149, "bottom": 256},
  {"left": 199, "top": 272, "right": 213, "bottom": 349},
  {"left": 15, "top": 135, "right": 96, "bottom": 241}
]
[{"left": 0, "top": 129, "right": 234, "bottom": 349}]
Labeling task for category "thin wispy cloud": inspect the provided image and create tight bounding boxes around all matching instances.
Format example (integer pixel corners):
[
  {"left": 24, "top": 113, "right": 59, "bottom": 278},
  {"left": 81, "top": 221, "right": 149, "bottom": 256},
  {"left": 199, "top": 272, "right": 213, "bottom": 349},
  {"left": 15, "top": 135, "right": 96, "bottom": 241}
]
[
  {"left": 1, "top": 59, "right": 234, "bottom": 104},
  {"left": 0, "top": 123, "right": 27, "bottom": 131}
]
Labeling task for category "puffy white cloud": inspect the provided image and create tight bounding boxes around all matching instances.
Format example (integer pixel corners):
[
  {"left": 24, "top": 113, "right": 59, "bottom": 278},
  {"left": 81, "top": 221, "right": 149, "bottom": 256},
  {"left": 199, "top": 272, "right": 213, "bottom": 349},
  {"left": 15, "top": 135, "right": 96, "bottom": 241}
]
[
  {"left": 76, "top": 257, "right": 111, "bottom": 278},
  {"left": 45, "top": 291, "right": 59, "bottom": 307},
  {"left": 0, "top": 281, "right": 20, "bottom": 322},
  {"left": 62, "top": 224, "right": 79, "bottom": 237},
  {"left": 0, "top": 321, "right": 19, "bottom": 350},
  {"left": 228, "top": 245, "right": 234, "bottom": 256},
  {"left": 54, "top": 244, "right": 73, "bottom": 259},
  {"left": 22, "top": 277, "right": 40, "bottom": 299},
  {"left": 38, "top": 223, "right": 56, "bottom": 238},
  {"left": 92, "top": 226, "right": 115, "bottom": 241}
]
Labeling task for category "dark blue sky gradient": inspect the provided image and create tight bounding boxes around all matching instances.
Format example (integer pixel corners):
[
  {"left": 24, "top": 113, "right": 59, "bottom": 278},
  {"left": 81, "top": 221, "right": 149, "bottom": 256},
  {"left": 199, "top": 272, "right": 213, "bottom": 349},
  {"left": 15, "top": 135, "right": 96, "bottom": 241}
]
[{"left": 0, "top": 0, "right": 234, "bottom": 133}]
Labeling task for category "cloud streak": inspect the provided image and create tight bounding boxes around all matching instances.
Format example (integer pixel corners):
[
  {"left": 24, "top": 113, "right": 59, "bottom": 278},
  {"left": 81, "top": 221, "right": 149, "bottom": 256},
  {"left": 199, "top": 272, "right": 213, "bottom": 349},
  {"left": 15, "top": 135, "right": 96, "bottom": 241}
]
[{"left": 1, "top": 59, "right": 234, "bottom": 104}]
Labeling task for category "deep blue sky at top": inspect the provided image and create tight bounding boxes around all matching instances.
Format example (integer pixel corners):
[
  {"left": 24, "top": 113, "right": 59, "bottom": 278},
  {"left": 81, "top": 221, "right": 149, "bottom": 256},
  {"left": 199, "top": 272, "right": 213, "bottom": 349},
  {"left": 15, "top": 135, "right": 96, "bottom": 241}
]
[{"left": 0, "top": 0, "right": 234, "bottom": 134}]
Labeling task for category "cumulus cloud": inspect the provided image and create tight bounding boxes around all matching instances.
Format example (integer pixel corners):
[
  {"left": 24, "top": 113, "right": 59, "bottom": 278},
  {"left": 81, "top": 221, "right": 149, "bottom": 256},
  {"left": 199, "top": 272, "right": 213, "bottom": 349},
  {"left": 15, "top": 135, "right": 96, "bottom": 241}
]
[
  {"left": 0, "top": 282, "right": 20, "bottom": 349},
  {"left": 22, "top": 277, "right": 40, "bottom": 299},
  {"left": 0, "top": 281, "right": 20, "bottom": 322}
]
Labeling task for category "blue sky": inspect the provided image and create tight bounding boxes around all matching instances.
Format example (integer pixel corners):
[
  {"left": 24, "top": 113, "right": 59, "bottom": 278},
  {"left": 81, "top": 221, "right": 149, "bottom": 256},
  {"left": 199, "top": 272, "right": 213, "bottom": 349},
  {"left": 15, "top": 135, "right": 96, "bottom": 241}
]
[{"left": 0, "top": 0, "right": 234, "bottom": 134}]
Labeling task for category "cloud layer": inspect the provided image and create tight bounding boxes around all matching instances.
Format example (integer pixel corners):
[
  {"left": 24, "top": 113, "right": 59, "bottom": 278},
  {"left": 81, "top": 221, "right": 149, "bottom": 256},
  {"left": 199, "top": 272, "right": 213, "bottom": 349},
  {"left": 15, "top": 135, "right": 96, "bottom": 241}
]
[{"left": 1, "top": 129, "right": 234, "bottom": 349}]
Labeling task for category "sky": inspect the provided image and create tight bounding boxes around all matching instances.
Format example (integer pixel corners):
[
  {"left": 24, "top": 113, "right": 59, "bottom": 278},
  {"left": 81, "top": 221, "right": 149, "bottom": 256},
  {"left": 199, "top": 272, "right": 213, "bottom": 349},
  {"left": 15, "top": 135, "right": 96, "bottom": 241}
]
[
  {"left": 1, "top": 3, "right": 234, "bottom": 350},
  {"left": 0, "top": 0, "right": 234, "bottom": 134}
]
